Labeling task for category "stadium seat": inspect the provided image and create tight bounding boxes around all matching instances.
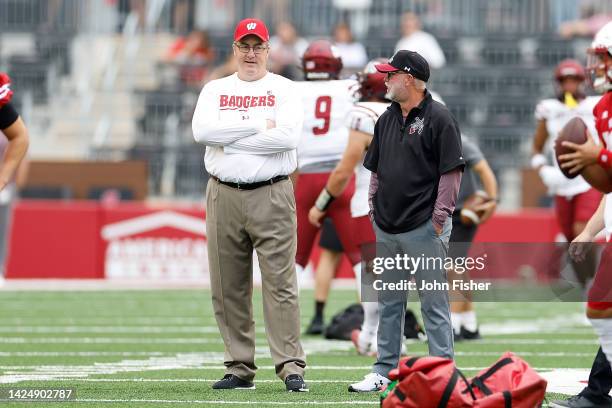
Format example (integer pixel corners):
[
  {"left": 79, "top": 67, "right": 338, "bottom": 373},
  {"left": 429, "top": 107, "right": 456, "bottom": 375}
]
[
  {"left": 35, "top": 32, "right": 72, "bottom": 76},
  {"left": 0, "top": 0, "right": 42, "bottom": 32},
  {"left": 534, "top": 35, "right": 577, "bottom": 67},
  {"left": 139, "top": 89, "right": 185, "bottom": 143},
  {"left": 87, "top": 187, "right": 135, "bottom": 201},
  {"left": 481, "top": 37, "right": 522, "bottom": 66},
  {"left": 20, "top": 185, "right": 73, "bottom": 200},
  {"left": 437, "top": 37, "right": 460, "bottom": 65},
  {"left": 174, "top": 145, "right": 209, "bottom": 197},
  {"left": 8, "top": 55, "right": 56, "bottom": 104}
]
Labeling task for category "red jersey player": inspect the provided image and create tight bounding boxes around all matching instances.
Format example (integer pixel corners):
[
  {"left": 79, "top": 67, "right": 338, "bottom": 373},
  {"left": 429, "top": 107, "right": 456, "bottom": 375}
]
[
  {"left": 553, "top": 20, "right": 612, "bottom": 408},
  {"left": 308, "top": 59, "right": 389, "bottom": 355},
  {"left": 293, "top": 40, "right": 360, "bottom": 333}
]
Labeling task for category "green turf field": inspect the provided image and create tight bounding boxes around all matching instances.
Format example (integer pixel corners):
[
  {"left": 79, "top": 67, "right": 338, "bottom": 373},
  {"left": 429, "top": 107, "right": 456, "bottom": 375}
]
[{"left": 0, "top": 289, "right": 598, "bottom": 407}]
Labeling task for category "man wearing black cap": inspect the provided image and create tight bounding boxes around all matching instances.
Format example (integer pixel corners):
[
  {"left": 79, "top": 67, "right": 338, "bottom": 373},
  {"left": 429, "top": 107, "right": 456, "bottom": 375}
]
[{"left": 349, "top": 50, "right": 464, "bottom": 392}]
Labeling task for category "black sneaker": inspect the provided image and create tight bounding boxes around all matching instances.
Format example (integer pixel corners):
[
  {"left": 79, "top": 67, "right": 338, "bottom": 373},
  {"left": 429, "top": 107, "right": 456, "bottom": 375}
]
[
  {"left": 550, "top": 395, "right": 612, "bottom": 408},
  {"left": 305, "top": 316, "right": 324, "bottom": 335},
  {"left": 212, "top": 374, "right": 255, "bottom": 390},
  {"left": 460, "top": 326, "right": 482, "bottom": 340},
  {"left": 285, "top": 374, "right": 309, "bottom": 392}
]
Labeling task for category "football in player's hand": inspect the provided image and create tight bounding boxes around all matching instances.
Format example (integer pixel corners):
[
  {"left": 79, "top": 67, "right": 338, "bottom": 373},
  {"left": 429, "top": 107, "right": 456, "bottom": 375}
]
[
  {"left": 555, "top": 117, "right": 587, "bottom": 179},
  {"left": 460, "top": 191, "right": 492, "bottom": 226}
]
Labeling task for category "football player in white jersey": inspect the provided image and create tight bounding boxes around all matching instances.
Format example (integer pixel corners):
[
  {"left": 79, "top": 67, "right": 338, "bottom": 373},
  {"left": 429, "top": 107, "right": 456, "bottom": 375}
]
[
  {"left": 530, "top": 59, "right": 602, "bottom": 288},
  {"left": 308, "top": 59, "right": 389, "bottom": 355},
  {"left": 293, "top": 40, "right": 361, "bottom": 334}
]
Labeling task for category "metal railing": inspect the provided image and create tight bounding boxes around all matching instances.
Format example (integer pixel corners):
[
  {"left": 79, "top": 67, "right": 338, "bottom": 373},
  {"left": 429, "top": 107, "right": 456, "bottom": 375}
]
[{"left": 2, "top": 0, "right": 610, "bottom": 37}]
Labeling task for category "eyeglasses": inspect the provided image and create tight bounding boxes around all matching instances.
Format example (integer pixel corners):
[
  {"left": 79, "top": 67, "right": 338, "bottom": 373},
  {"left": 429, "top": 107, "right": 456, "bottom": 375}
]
[
  {"left": 234, "top": 42, "right": 268, "bottom": 54},
  {"left": 386, "top": 71, "right": 407, "bottom": 80}
]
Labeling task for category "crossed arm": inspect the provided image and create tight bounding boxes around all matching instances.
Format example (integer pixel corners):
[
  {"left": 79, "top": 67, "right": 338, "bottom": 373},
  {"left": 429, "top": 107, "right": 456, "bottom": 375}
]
[{"left": 192, "top": 85, "right": 302, "bottom": 155}]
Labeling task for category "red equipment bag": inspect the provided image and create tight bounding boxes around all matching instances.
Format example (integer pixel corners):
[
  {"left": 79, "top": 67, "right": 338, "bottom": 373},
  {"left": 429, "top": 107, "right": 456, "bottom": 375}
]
[
  {"left": 380, "top": 352, "right": 547, "bottom": 408},
  {"left": 470, "top": 352, "right": 548, "bottom": 408}
]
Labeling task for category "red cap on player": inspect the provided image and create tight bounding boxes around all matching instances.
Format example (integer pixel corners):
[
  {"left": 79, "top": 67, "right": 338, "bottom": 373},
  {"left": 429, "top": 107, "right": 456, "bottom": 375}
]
[{"left": 234, "top": 18, "right": 269, "bottom": 42}]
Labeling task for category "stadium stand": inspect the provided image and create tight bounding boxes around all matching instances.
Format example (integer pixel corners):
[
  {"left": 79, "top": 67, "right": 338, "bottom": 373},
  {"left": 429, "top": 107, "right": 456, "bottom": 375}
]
[{"left": 0, "top": 0, "right": 610, "bottom": 204}]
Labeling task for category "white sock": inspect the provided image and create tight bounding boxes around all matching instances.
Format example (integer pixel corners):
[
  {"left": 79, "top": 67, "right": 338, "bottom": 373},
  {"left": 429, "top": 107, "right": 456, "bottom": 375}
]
[
  {"left": 295, "top": 264, "right": 306, "bottom": 292},
  {"left": 461, "top": 311, "right": 478, "bottom": 332},
  {"left": 362, "top": 301, "right": 378, "bottom": 334},
  {"left": 354, "top": 262, "right": 379, "bottom": 332},
  {"left": 581, "top": 303, "right": 591, "bottom": 326},
  {"left": 353, "top": 263, "right": 362, "bottom": 299},
  {"left": 590, "top": 318, "right": 612, "bottom": 366},
  {"left": 450, "top": 312, "right": 462, "bottom": 334}
]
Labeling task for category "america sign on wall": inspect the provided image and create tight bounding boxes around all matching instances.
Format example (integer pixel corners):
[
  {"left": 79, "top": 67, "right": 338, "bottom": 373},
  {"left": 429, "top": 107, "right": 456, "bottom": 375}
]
[{"left": 100, "top": 209, "right": 208, "bottom": 280}]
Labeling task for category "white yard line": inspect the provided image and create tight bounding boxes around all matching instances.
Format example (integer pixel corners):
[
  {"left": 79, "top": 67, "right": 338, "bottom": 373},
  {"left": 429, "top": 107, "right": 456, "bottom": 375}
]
[
  {"left": 0, "top": 352, "right": 168, "bottom": 357},
  {"left": 0, "top": 326, "right": 267, "bottom": 334},
  {"left": 0, "top": 336, "right": 597, "bottom": 345},
  {"left": 541, "top": 369, "right": 612, "bottom": 397},
  {"left": 58, "top": 375, "right": 612, "bottom": 400},
  {"left": 473, "top": 338, "right": 598, "bottom": 345},
  {"left": 0, "top": 348, "right": 594, "bottom": 393},
  {"left": 479, "top": 313, "right": 591, "bottom": 334},
  {"left": 0, "top": 326, "right": 595, "bottom": 336},
  {"left": 3, "top": 378, "right": 358, "bottom": 383},
  {"left": 0, "top": 279, "right": 359, "bottom": 291},
  {"left": 74, "top": 399, "right": 376, "bottom": 405},
  {"left": 0, "top": 365, "right": 591, "bottom": 372},
  {"left": 455, "top": 351, "right": 594, "bottom": 357},
  {"left": 0, "top": 279, "right": 213, "bottom": 291},
  {"left": 0, "top": 337, "right": 230, "bottom": 344},
  {"left": 0, "top": 318, "right": 214, "bottom": 325},
  {"left": 0, "top": 350, "right": 596, "bottom": 358}
]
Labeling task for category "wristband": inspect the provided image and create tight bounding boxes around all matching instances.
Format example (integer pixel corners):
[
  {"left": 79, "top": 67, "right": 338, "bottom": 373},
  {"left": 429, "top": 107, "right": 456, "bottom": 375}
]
[
  {"left": 0, "top": 83, "right": 12, "bottom": 107},
  {"left": 315, "top": 189, "right": 335, "bottom": 211},
  {"left": 598, "top": 148, "right": 612, "bottom": 169},
  {"left": 530, "top": 153, "right": 547, "bottom": 169}
]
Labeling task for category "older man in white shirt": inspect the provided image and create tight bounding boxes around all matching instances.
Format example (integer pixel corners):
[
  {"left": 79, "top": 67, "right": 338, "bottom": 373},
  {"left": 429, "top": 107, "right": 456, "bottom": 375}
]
[{"left": 192, "top": 17, "right": 307, "bottom": 393}]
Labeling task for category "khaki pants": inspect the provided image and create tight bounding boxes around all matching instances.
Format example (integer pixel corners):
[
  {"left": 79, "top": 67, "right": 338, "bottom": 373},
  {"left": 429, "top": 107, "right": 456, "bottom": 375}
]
[{"left": 206, "top": 178, "right": 306, "bottom": 381}]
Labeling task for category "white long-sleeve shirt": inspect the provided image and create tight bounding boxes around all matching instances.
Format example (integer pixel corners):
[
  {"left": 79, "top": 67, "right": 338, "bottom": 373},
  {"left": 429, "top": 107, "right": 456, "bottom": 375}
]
[
  {"left": 394, "top": 31, "right": 446, "bottom": 69},
  {"left": 192, "top": 72, "right": 303, "bottom": 183}
]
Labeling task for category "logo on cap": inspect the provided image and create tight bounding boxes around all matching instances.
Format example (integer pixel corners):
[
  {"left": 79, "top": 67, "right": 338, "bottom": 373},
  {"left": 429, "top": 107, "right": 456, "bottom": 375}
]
[
  {"left": 404, "top": 66, "right": 411, "bottom": 72},
  {"left": 246, "top": 22, "right": 257, "bottom": 30}
]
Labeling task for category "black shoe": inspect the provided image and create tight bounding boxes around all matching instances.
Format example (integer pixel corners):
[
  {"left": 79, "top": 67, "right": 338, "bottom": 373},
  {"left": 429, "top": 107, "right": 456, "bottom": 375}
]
[
  {"left": 212, "top": 374, "right": 255, "bottom": 390},
  {"left": 460, "top": 326, "right": 481, "bottom": 340},
  {"left": 550, "top": 395, "right": 612, "bottom": 408},
  {"left": 285, "top": 374, "right": 309, "bottom": 392},
  {"left": 305, "top": 316, "right": 324, "bottom": 335}
]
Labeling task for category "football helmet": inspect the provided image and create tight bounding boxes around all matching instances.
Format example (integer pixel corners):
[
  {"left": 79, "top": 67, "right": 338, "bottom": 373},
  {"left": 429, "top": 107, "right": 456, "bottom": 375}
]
[
  {"left": 357, "top": 58, "right": 388, "bottom": 101},
  {"left": 553, "top": 59, "right": 586, "bottom": 101},
  {"left": 587, "top": 21, "right": 612, "bottom": 93},
  {"left": 554, "top": 59, "right": 586, "bottom": 81},
  {"left": 302, "top": 40, "right": 343, "bottom": 80}
]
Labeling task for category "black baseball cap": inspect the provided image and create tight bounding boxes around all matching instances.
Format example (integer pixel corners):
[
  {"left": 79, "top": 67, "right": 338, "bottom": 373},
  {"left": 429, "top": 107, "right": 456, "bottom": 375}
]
[{"left": 375, "top": 50, "right": 430, "bottom": 82}]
